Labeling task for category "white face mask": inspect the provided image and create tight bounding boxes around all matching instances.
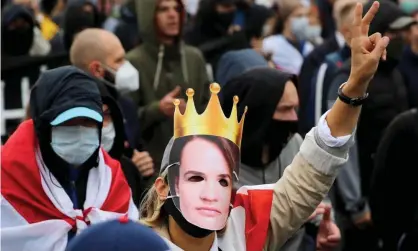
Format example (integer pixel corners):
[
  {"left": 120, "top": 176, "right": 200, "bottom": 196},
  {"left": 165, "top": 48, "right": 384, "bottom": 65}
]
[
  {"left": 262, "top": 24, "right": 272, "bottom": 37},
  {"left": 306, "top": 25, "right": 322, "bottom": 43},
  {"left": 114, "top": 61, "right": 140, "bottom": 94},
  {"left": 51, "top": 126, "right": 99, "bottom": 166},
  {"left": 101, "top": 121, "right": 115, "bottom": 152},
  {"left": 290, "top": 16, "right": 310, "bottom": 41}
]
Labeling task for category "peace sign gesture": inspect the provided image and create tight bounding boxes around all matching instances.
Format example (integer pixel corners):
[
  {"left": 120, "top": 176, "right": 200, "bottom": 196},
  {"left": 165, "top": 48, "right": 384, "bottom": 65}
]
[{"left": 348, "top": 1, "right": 390, "bottom": 89}]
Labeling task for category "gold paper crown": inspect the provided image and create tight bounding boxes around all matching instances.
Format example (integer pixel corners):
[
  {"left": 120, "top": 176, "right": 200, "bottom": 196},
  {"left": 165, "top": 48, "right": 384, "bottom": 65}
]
[{"left": 173, "top": 83, "right": 247, "bottom": 148}]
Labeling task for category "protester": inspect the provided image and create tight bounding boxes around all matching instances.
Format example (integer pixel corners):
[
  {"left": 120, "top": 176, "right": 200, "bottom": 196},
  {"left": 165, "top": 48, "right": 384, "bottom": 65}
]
[
  {"left": 370, "top": 108, "right": 418, "bottom": 251},
  {"left": 113, "top": 0, "right": 141, "bottom": 52},
  {"left": 298, "top": 0, "right": 362, "bottom": 136},
  {"left": 2, "top": 3, "right": 51, "bottom": 57},
  {"left": 69, "top": 28, "right": 155, "bottom": 179},
  {"left": 184, "top": 0, "right": 251, "bottom": 70},
  {"left": 215, "top": 48, "right": 269, "bottom": 88},
  {"left": 327, "top": 0, "right": 413, "bottom": 199},
  {"left": 126, "top": 0, "right": 210, "bottom": 171},
  {"left": 1, "top": 4, "right": 36, "bottom": 57},
  {"left": 399, "top": 17, "right": 418, "bottom": 108},
  {"left": 262, "top": 0, "right": 316, "bottom": 75},
  {"left": 95, "top": 80, "right": 147, "bottom": 206},
  {"left": 50, "top": 0, "right": 103, "bottom": 53},
  {"left": 326, "top": 2, "right": 414, "bottom": 249},
  {"left": 221, "top": 67, "right": 340, "bottom": 251},
  {"left": 1, "top": 66, "right": 139, "bottom": 251},
  {"left": 66, "top": 217, "right": 170, "bottom": 251},
  {"left": 138, "top": 2, "right": 389, "bottom": 250}
]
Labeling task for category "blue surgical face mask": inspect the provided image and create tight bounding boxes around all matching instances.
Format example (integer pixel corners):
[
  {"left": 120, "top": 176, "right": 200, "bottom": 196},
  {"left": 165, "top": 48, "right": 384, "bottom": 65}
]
[
  {"left": 290, "top": 16, "right": 310, "bottom": 41},
  {"left": 51, "top": 126, "right": 100, "bottom": 166}
]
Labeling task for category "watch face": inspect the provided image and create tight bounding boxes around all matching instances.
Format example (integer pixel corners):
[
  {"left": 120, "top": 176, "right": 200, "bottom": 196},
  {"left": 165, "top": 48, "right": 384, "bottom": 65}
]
[{"left": 166, "top": 135, "right": 239, "bottom": 231}]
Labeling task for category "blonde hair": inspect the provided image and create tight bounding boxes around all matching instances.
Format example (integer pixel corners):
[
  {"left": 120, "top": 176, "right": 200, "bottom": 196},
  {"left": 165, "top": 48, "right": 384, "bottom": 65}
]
[
  {"left": 139, "top": 172, "right": 168, "bottom": 228},
  {"left": 333, "top": 0, "right": 365, "bottom": 29}
]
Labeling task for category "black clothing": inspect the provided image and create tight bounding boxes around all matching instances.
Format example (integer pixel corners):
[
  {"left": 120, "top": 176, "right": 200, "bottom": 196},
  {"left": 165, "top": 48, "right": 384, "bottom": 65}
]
[
  {"left": 1, "top": 4, "right": 35, "bottom": 57},
  {"left": 370, "top": 109, "right": 418, "bottom": 251},
  {"left": 29, "top": 66, "right": 103, "bottom": 209},
  {"left": 96, "top": 80, "right": 144, "bottom": 205},
  {"left": 221, "top": 67, "right": 297, "bottom": 167},
  {"left": 298, "top": 34, "right": 339, "bottom": 136}
]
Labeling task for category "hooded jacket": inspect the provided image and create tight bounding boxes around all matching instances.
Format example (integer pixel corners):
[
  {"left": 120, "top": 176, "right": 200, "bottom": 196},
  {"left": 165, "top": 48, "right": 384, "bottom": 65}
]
[
  {"left": 1, "top": 66, "right": 138, "bottom": 251},
  {"left": 222, "top": 67, "right": 298, "bottom": 168},
  {"left": 96, "top": 80, "right": 145, "bottom": 205},
  {"left": 50, "top": 0, "right": 103, "bottom": 53},
  {"left": 126, "top": 0, "right": 209, "bottom": 169},
  {"left": 370, "top": 109, "right": 418, "bottom": 251},
  {"left": 1, "top": 4, "right": 35, "bottom": 57},
  {"left": 327, "top": 0, "right": 409, "bottom": 198}
]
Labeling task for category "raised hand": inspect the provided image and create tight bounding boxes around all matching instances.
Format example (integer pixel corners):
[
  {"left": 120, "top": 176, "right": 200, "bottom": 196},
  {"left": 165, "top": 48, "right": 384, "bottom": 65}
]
[{"left": 348, "top": 1, "right": 390, "bottom": 90}]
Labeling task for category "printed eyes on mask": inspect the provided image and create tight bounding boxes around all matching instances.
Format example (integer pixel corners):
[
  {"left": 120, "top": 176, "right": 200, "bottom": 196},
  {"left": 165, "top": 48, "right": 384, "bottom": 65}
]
[{"left": 186, "top": 175, "right": 230, "bottom": 187}]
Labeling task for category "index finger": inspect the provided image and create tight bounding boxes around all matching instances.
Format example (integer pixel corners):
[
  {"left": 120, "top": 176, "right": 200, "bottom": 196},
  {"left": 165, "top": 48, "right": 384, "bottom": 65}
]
[
  {"left": 351, "top": 2, "right": 363, "bottom": 38},
  {"left": 361, "top": 1, "right": 380, "bottom": 35}
]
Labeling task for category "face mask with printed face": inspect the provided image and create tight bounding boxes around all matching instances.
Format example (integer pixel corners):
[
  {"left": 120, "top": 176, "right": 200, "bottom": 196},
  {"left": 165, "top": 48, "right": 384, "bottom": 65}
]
[
  {"left": 51, "top": 126, "right": 100, "bottom": 166},
  {"left": 290, "top": 16, "right": 310, "bottom": 41},
  {"left": 101, "top": 121, "right": 115, "bottom": 152}
]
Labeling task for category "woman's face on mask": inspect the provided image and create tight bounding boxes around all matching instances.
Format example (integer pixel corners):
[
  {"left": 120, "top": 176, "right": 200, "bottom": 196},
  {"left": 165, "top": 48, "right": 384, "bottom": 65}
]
[{"left": 176, "top": 138, "right": 232, "bottom": 230}]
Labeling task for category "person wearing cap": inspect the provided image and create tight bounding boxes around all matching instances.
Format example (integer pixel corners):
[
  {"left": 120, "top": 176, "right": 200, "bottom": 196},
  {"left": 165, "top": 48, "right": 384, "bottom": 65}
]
[
  {"left": 326, "top": 1, "right": 414, "bottom": 249},
  {"left": 70, "top": 28, "right": 155, "bottom": 180},
  {"left": 399, "top": 14, "right": 418, "bottom": 108},
  {"left": 1, "top": 66, "right": 139, "bottom": 251},
  {"left": 139, "top": 2, "right": 391, "bottom": 250},
  {"left": 66, "top": 217, "right": 170, "bottom": 251}
]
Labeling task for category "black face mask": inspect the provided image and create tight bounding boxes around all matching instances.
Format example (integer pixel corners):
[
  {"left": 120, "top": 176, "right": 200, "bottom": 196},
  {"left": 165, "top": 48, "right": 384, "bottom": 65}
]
[
  {"left": 386, "top": 37, "right": 405, "bottom": 63},
  {"left": 264, "top": 120, "right": 298, "bottom": 164},
  {"left": 163, "top": 193, "right": 214, "bottom": 238},
  {"left": 215, "top": 11, "right": 235, "bottom": 29},
  {"left": 2, "top": 26, "right": 34, "bottom": 56}
]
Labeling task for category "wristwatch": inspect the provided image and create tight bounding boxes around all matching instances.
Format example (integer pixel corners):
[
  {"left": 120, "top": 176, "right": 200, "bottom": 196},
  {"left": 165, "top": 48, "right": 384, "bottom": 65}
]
[{"left": 338, "top": 83, "right": 369, "bottom": 107}]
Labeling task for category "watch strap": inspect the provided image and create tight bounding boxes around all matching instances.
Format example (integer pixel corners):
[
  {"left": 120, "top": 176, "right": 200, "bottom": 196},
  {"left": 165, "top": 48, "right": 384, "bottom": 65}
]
[{"left": 338, "top": 83, "right": 369, "bottom": 107}]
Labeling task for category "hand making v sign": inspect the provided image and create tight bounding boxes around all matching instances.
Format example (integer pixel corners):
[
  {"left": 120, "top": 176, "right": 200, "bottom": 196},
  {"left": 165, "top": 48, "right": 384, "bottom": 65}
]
[
  {"left": 347, "top": 1, "right": 389, "bottom": 94},
  {"left": 326, "top": 1, "right": 390, "bottom": 138}
]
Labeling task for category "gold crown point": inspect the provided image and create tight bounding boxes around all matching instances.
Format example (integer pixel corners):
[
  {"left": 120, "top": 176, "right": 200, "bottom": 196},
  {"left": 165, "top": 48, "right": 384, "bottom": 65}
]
[
  {"left": 186, "top": 88, "right": 195, "bottom": 97},
  {"left": 173, "top": 99, "right": 180, "bottom": 106},
  {"left": 233, "top": 95, "right": 239, "bottom": 104},
  {"left": 210, "top": 83, "right": 221, "bottom": 94}
]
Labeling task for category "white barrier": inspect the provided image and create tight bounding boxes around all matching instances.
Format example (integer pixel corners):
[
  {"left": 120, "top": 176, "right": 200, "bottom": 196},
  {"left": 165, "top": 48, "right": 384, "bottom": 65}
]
[{"left": 1, "top": 64, "right": 49, "bottom": 137}]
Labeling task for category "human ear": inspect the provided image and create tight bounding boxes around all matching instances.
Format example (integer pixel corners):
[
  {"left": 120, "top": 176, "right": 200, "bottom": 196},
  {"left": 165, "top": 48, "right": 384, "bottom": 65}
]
[{"left": 155, "top": 177, "right": 169, "bottom": 200}]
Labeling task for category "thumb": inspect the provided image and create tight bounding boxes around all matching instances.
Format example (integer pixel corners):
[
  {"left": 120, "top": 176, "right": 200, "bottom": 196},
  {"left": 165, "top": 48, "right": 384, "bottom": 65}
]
[
  {"left": 168, "top": 86, "right": 182, "bottom": 97},
  {"left": 371, "top": 36, "right": 390, "bottom": 60}
]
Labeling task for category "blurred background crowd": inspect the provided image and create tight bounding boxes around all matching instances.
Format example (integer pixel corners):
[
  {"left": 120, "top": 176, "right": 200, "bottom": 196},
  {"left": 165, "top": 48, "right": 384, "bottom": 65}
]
[{"left": 1, "top": 0, "right": 418, "bottom": 250}]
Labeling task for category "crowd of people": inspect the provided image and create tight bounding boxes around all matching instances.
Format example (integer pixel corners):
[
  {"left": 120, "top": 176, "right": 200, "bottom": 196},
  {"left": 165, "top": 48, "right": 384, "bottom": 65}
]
[{"left": 1, "top": 0, "right": 418, "bottom": 250}]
